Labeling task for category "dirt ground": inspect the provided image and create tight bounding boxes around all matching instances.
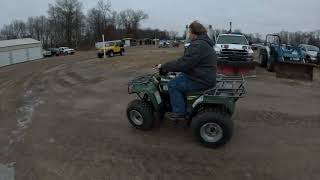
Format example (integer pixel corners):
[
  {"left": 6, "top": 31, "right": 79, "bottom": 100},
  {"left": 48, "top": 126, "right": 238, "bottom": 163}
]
[{"left": 0, "top": 46, "right": 320, "bottom": 180}]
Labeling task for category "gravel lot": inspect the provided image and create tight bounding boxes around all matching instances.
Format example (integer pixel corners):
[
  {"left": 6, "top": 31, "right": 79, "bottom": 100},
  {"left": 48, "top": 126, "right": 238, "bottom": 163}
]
[{"left": 0, "top": 46, "right": 320, "bottom": 180}]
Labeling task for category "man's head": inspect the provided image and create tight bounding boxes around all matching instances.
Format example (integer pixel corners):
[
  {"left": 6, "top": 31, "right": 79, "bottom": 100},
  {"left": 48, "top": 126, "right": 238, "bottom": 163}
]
[{"left": 189, "top": 21, "right": 207, "bottom": 40}]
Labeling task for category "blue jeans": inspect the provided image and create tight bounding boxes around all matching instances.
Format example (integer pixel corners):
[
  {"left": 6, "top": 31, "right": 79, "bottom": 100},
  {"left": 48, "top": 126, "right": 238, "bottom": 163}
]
[{"left": 168, "top": 73, "right": 208, "bottom": 115}]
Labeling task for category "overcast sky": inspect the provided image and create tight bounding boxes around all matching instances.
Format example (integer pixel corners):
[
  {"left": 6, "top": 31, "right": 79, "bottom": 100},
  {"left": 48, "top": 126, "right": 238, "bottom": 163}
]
[{"left": 1, "top": 0, "right": 319, "bottom": 35}]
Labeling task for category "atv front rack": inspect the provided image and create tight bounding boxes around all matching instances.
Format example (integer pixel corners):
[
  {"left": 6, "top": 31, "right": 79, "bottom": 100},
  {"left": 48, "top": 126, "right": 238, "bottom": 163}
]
[
  {"left": 204, "top": 75, "right": 246, "bottom": 98},
  {"left": 128, "top": 74, "right": 156, "bottom": 95}
]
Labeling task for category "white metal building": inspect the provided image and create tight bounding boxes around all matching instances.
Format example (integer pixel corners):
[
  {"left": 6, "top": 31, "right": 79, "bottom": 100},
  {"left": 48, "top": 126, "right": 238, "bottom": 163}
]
[{"left": 0, "top": 38, "right": 43, "bottom": 68}]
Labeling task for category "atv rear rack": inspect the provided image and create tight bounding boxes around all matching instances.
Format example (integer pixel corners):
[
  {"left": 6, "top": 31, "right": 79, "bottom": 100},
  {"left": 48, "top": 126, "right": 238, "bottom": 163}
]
[{"left": 204, "top": 75, "right": 246, "bottom": 98}]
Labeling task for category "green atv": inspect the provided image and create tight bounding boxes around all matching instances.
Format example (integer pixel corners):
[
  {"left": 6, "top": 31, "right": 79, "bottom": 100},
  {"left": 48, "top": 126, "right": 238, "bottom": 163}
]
[{"left": 126, "top": 71, "right": 246, "bottom": 148}]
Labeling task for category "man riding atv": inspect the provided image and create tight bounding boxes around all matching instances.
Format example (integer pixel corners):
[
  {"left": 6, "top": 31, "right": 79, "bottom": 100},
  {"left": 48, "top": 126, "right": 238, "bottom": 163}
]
[
  {"left": 127, "top": 21, "right": 245, "bottom": 148},
  {"left": 158, "top": 21, "right": 217, "bottom": 121}
]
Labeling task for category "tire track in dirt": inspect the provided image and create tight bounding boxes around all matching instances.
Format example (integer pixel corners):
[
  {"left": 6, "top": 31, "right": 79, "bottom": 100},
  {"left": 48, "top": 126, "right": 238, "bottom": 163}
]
[
  {"left": 0, "top": 52, "right": 98, "bottom": 163},
  {"left": 236, "top": 108, "right": 320, "bottom": 128}
]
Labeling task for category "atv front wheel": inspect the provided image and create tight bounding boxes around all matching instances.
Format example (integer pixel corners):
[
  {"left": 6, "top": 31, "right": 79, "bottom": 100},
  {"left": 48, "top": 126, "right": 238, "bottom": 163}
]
[
  {"left": 191, "top": 112, "right": 233, "bottom": 148},
  {"left": 127, "top": 100, "right": 154, "bottom": 131}
]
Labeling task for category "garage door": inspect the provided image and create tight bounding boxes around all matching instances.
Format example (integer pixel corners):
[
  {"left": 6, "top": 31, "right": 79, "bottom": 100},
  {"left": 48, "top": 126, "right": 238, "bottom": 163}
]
[
  {"left": 12, "top": 49, "right": 27, "bottom": 64},
  {"left": 0, "top": 52, "right": 10, "bottom": 67},
  {"left": 28, "top": 47, "right": 42, "bottom": 60}
]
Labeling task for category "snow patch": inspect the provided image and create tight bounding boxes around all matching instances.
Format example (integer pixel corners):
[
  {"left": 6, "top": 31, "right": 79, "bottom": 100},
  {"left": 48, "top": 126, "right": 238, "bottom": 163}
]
[
  {"left": 9, "top": 85, "right": 45, "bottom": 149},
  {"left": 0, "top": 163, "right": 14, "bottom": 180}
]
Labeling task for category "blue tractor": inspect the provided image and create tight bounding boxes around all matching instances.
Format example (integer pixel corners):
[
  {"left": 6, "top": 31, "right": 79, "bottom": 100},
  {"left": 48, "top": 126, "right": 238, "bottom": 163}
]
[{"left": 258, "top": 34, "right": 305, "bottom": 72}]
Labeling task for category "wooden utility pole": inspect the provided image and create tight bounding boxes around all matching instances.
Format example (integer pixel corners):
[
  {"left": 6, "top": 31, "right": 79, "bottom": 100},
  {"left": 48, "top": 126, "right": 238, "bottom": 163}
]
[{"left": 102, "top": 34, "right": 106, "bottom": 59}]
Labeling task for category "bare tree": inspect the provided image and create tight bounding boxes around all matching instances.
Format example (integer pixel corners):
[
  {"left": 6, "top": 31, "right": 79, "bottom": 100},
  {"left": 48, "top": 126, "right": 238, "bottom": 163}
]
[
  {"left": 0, "top": 0, "right": 169, "bottom": 49},
  {"left": 86, "top": 0, "right": 113, "bottom": 42},
  {"left": 168, "top": 31, "right": 178, "bottom": 40},
  {"left": 117, "top": 9, "right": 148, "bottom": 38},
  {"left": 48, "top": 0, "right": 84, "bottom": 47}
]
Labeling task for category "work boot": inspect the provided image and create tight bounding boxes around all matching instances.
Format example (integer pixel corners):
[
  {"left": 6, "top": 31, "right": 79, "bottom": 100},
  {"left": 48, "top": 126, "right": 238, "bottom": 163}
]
[{"left": 165, "top": 112, "right": 186, "bottom": 121}]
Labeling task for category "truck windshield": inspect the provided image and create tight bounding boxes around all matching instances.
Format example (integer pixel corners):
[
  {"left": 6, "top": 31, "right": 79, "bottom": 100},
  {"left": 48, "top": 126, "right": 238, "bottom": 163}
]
[{"left": 217, "top": 35, "right": 248, "bottom": 45}]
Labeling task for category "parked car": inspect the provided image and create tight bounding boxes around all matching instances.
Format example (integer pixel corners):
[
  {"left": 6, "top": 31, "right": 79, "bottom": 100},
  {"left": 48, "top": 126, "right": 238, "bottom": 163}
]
[
  {"left": 299, "top": 44, "right": 319, "bottom": 64},
  {"left": 43, "top": 50, "right": 52, "bottom": 57},
  {"left": 48, "top": 48, "right": 60, "bottom": 56},
  {"left": 97, "top": 41, "right": 125, "bottom": 58},
  {"left": 158, "top": 41, "right": 170, "bottom": 48},
  {"left": 59, "top": 47, "right": 75, "bottom": 55}
]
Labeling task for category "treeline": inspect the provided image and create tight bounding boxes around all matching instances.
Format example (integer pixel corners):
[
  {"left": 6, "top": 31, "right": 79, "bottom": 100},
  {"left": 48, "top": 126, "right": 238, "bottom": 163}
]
[
  {"left": 246, "top": 31, "right": 320, "bottom": 47},
  {"left": 0, "top": 0, "right": 171, "bottom": 49},
  {"left": 278, "top": 31, "right": 320, "bottom": 47}
]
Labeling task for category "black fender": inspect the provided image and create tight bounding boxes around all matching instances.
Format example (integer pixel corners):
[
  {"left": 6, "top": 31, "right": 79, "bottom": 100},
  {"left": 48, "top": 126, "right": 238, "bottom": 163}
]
[{"left": 189, "top": 103, "right": 232, "bottom": 121}]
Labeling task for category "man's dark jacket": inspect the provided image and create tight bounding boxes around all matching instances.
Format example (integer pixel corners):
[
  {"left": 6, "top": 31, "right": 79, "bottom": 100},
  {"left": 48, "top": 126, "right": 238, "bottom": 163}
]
[{"left": 161, "top": 34, "right": 217, "bottom": 87}]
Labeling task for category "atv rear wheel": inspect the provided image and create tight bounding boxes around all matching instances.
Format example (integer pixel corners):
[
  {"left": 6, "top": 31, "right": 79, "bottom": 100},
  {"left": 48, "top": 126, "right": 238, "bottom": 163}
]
[
  {"left": 191, "top": 112, "right": 233, "bottom": 148},
  {"left": 127, "top": 100, "right": 154, "bottom": 131}
]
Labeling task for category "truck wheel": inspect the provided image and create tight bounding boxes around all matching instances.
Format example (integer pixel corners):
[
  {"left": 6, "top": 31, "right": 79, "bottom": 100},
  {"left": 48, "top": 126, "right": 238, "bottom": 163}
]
[
  {"left": 108, "top": 51, "right": 114, "bottom": 57},
  {"left": 259, "top": 53, "right": 267, "bottom": 67},
  {"left": 127, "top": 99, "right": 154, "bottom": 131},
  {"left": 305, "top": 56, "right": 311, "bottom": 64},
  {"left": 120, "top": 49, "right": 125, "bottom": 56},
  {"left": 191, "top": 112, "right": 233, "bottom": 148},
  {"left": 267, "top": 57, "right": 275, "bottom": 72}
]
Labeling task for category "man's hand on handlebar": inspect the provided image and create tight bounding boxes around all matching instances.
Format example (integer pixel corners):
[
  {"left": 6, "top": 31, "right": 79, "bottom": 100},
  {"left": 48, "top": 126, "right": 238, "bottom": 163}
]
[{"left": 154, "top": 64, "right": 167, "bottom": 75}]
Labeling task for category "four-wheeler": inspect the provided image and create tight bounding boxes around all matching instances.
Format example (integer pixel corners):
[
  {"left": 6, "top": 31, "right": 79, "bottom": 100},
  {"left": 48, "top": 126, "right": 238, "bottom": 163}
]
[
  {"left": 126, "top": 70, "right": 246, "bottom": 148},
  {"left": 97, "top": 41, "right": 125, "bottom": 58},
  {"left": 214, "top": 33, "right": 255, "bottom": 76},
  {"left": 258, "top": 34, "right": 305, "bottom": 72}
]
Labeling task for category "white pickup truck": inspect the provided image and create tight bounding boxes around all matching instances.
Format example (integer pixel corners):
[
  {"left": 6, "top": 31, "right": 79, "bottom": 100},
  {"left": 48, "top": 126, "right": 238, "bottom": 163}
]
[
  {"left": 59, "top": 47, "right": 75, "bottom": 55},
  {"left": 214, "top": 33, "right": 254, "bottom": 62}
]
